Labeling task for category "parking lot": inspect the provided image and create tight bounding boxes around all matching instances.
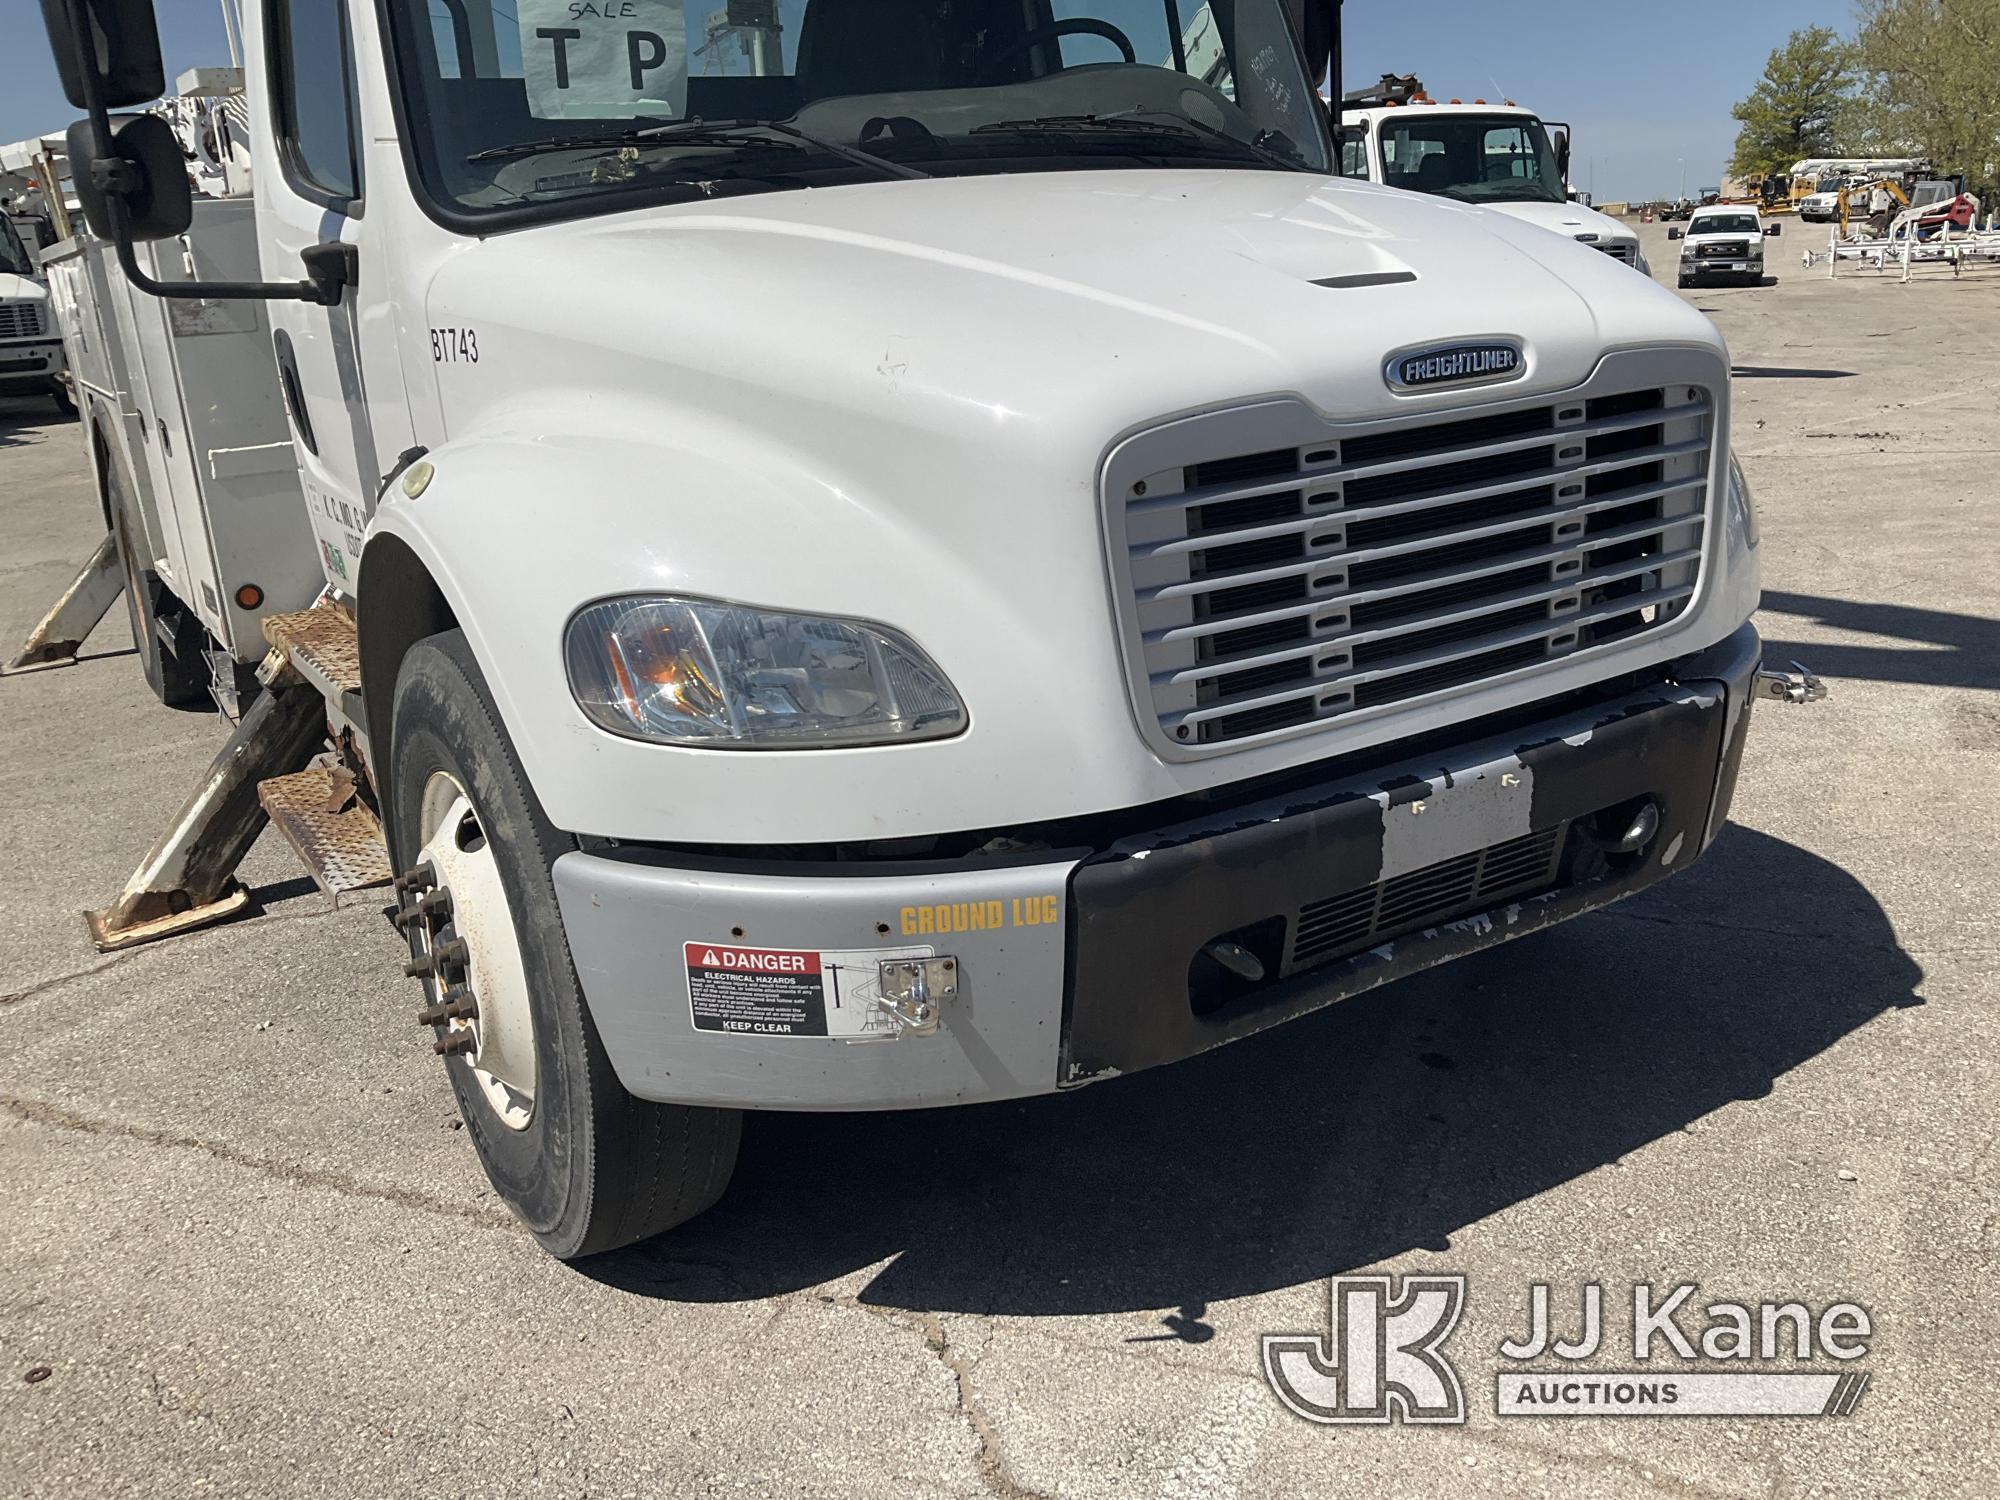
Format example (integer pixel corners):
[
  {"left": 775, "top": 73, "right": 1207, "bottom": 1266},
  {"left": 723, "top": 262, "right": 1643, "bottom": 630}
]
[{"left": 1, "top": 217, "right": 1996, "bottom": 1498}]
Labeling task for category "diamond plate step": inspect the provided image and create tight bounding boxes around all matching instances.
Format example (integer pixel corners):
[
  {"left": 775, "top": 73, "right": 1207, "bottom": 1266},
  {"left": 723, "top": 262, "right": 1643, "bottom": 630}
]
[
  {"left": 257, "top": 766, "right": 392, "bottom": 903},
  {"left": 262, "top": 604, "right": 361, "bottom": 699}
]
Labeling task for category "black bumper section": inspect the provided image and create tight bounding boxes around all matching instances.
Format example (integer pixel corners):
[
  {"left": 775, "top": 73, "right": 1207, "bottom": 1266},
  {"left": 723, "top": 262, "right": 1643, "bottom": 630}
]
[{"left": 1061, "top": 625, "right": 1762, "bottom": 1085}]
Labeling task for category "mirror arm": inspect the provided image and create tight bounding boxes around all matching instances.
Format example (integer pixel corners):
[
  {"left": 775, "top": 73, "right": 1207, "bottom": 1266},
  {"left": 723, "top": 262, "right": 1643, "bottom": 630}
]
[{"left": 59, "top": 0, "right": 340, "bottom": 306}]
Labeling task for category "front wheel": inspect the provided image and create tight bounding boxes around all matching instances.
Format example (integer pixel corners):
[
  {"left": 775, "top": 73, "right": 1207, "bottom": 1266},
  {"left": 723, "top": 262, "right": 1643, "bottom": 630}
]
[{"left": 388, "top": 629, "right": 741, "bottom": 1258}]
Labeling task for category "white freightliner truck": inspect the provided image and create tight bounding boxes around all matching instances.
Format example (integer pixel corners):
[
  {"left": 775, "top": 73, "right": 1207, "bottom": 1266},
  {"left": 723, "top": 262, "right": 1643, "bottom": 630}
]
[
  {"left": 1331, "top": 75, "right": 1650, "bottom": 276},
  {"left": 0, "top": 210, "right": 72, "bottom": 413},
  {"left": 24, "top": 0, "right": 1820, "bottom": 1259}
]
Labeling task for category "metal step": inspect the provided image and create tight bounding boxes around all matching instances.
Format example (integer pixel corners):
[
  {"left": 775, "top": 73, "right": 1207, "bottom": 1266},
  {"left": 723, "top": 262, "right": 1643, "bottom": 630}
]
[
  {"left": 257, "top": 765, "right": 393, "bottom": 903},
  {"left": 263, "top": 604, "right": 362, "bottom": 700}
]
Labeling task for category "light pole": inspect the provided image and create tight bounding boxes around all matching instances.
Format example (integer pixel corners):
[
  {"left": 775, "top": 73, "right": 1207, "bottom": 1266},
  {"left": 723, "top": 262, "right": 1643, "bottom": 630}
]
[{"left": 1678, "top": 157, "right": 1687, "bottom": 201}]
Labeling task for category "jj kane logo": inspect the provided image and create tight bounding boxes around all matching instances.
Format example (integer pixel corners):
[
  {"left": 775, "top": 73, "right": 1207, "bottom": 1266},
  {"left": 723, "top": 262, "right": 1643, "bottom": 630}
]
[
  {"left": 1264, "top": 1276, "right": 1874, "bottom": 1425},
  {"left": 1263, "top": 1275, "right": 1468, "bottom": 1425},
  {"left": 1385, "top": 339, "right": 1525, "bottom": 392}
]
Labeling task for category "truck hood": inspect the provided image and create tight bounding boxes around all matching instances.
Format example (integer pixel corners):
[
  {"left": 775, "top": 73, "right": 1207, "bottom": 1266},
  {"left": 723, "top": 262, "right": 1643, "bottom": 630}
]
[
  {"left": 0, "top": 272, "right": 48, "bottom": 302},
  {"left": 1478, "top": 198, "right": 1642, "bottom": 249},
  {"left": 429, "top": 168, "right": 1709, "bottom": 446},
  {"left": 408, "top": 168, "right": 1739, "bottom": 843}
]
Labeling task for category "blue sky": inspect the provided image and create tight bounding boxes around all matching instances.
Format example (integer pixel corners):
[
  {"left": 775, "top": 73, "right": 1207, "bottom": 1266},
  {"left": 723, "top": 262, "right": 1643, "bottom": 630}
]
[{"left": 4, "top": 0, "right": 1849, "bottom": 201}]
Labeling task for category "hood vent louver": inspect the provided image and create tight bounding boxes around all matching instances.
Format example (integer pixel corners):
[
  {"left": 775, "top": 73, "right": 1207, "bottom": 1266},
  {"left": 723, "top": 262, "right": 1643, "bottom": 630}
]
[{"left": 1310, "top": 271, "right": 1418, "bottom": 290}]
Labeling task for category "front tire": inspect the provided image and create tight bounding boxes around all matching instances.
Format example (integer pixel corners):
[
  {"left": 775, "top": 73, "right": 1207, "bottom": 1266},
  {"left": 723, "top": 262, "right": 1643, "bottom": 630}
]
[{"left": 388, "top": 629, "right": 741, "bottom": 1258}]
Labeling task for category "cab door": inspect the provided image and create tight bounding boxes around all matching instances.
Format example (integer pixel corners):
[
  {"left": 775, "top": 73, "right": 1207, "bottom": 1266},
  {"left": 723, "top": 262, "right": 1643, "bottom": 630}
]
[{"left": 246, "top": 0, "right": 392, "bottom": 593}]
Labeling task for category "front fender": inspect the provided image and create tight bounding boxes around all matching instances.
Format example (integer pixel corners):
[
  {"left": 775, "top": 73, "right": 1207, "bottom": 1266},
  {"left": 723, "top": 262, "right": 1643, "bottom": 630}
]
[{"left": 357, "top": 424, "right": 1096, "bottom": 845}]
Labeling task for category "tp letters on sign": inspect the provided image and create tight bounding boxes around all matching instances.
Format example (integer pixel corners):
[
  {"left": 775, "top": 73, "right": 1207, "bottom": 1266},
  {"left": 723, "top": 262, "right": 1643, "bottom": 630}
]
[{"left": 519, "top": 0, "right": 688, "bottom": 119}]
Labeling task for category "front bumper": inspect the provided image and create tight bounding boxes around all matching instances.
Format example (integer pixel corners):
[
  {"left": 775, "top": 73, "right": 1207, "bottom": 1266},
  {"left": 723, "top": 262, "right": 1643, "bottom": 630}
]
[
  {"left": 0, "top": 340, "right": 64, "bottom": 391},
  {"left": 1685, "top": 260, "right": 1763, "bottom": 278},
  {"left": 554, "top": 623, "right": 1762, "bottom": 1111}
]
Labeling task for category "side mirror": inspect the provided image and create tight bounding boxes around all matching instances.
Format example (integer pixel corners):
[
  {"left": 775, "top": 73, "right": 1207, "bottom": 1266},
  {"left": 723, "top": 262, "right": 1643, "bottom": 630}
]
[
  {"left": 1766, "top": 223, "right": 1782, "bottom": 237},
  {"left": 39, "top": 0, "right": 165, "bottom": 109},
  {"left": 1667, "top": 227, "right": 1683, "bottom": 241},
  {"left": 1554, "top": 129, "right": 1570, "bottom": 182},
  {"left": 65, "top": 113, "right": 190, "bottom": 242}
]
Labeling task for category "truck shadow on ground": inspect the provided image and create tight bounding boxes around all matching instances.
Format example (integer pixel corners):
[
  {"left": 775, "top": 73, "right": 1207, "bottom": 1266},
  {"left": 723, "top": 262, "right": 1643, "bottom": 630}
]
[
  {"left": 1760, "top": 590, "right": 2000, "bottom": 692},
  {"left": 585, "top": 825, "right": 1918, "bottom": 1320},
  {"left": 0, "top": 396, "right": 61, "bottom": 447}
]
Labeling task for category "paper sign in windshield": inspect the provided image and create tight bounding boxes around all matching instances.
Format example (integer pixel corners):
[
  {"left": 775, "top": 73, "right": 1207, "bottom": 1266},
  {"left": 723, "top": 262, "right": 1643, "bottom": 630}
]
[{"left": 519, "top": 0, "right": 687, "bottom": 120}]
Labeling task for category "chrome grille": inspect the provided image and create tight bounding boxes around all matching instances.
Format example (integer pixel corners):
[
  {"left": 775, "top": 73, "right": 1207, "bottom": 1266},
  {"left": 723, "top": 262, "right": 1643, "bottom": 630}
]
[
  {"left": 1696, "top": 241, "right": 1750, "bottom": 259},
  {"left": 1109, "top": 379, "right": 1713, "bottom": 752},
  {"left": 1593, "top": 242, "right": 1637, "bottom": 265},
  {"left": 0, "top": 302, "right": 47, "bottom": 340}
]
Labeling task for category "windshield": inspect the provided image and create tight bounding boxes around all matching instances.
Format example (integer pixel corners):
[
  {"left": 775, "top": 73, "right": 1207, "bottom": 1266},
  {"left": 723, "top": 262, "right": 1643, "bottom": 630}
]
[
  {"left": 0, "top": 218, "right": 35, "bottom": 278},
  {"left": 1691, "top": 213, "right": 1759, "bottom": 235},
  {"left": 390, "top": 0, "right": 1329, "bottom": 222},
  {"left": 1374, "top": 112, "right": 1565, "bottom": 204}
]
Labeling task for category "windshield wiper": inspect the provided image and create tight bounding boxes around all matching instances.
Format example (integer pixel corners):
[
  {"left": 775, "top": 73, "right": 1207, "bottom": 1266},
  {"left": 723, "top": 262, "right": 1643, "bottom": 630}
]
[
  {"left": 467, "top": 127, "right": 687, "bottom": 162},
  {"left": 971, "top": 112, "right": 1305, "bottom": 171},
  {"left": 469, "top": 119, "right": 926, "bottom": 181},
  {"left": 636, "top": 119, "right": 926, "bottom": 180}
]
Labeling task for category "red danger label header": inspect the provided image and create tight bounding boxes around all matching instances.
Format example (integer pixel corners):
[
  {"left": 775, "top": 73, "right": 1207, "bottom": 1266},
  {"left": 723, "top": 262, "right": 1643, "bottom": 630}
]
[{"left": 684, "top": 943, "right": 821, "bottom": 976}]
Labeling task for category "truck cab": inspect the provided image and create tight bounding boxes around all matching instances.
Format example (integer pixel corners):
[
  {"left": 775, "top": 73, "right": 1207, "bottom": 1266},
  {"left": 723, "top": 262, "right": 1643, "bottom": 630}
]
[
  {"left": 1332, "top": 88, "right": 1649, "bottom": 275},
  {"left": 0, "top": 213, "right": 69, "bottom": 413},
  {"left": 34, "top": 0, "right": 1799, "bottom": 1260}
]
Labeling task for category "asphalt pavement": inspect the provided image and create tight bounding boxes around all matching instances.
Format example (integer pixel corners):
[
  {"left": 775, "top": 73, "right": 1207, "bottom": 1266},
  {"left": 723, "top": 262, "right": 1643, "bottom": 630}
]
[{"left": 1, "top": 215, "right": 1995, "bottom": 1498}]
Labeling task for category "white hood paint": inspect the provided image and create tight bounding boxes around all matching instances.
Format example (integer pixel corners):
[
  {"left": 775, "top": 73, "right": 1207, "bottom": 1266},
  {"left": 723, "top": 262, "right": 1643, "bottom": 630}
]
[
  {"left": 400, "top": 170, "right": 1741, "bottom": 843},
  {"left": 0, "top": 271, "right": 49, "bottom": 308},
  {"left": 1479, "top": 198, "right": 1643, "bottom": 256}
]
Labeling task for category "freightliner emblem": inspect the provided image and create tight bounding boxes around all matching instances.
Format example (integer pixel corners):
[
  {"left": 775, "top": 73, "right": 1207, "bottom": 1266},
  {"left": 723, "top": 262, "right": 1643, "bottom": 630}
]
[{"left": 1385, "top": 340, "right": 1526, "bottom": 393}]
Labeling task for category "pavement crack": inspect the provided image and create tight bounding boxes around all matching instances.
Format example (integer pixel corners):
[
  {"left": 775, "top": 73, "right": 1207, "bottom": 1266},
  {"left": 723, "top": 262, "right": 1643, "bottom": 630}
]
[
  {"left": 824, "top": 1296, "right": 1044, "bottom": 1500},
  {"left": 922, "top": 1311, "right": 1046, "bottom": 1500},
  {"left": 0, "top": 951, "right": 138, "bottom": 1007},
  {"left": 0, "top": 1094, "right": 514, "bottom": 1231}
]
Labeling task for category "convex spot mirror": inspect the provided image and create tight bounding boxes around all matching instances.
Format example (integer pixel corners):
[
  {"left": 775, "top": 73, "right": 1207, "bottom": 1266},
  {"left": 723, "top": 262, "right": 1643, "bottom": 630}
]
[
  {"left": 40, "top": 0, "right": 165, "bottom": 109},
  {"left": 65, "top": 113, "right": 192, "bottom": 242}
]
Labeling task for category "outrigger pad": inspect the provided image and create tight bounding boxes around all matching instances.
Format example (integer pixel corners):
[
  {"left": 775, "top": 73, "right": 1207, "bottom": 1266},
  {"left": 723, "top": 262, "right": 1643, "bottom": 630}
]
[{"left": 84, "top": 883, "right": 252, "bottom": 953}]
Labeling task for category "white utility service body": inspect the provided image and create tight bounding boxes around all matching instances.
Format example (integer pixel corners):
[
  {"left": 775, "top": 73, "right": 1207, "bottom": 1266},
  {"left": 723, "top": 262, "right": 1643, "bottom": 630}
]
[
  {"left": 1335, "top": 99, "right": 1649, "bottom": 275},
  {"left": 30, "top": 0, "right": 1803, "bottom": 1257}
]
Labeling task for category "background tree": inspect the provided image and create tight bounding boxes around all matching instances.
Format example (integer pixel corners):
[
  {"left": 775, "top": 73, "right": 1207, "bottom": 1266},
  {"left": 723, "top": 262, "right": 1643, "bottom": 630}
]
[
  {"left": 1855, "top": 0, "right": 2000, "bottom": 197},
  {"left": 1728, "top": 27, "right": 1858, "bottom": 180}
]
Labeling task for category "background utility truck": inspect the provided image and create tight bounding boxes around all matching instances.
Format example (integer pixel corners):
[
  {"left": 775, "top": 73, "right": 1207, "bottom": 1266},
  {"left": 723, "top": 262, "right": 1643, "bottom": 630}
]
[
  {"left": 20, "top": 0, "right": 1819, "bottom": 1260},
  {"left": 1331, "top": 73, "right": 1650, "bottom": 276},
  {"left": 0, "top": 211, "right": 70, "bottom": 413}
]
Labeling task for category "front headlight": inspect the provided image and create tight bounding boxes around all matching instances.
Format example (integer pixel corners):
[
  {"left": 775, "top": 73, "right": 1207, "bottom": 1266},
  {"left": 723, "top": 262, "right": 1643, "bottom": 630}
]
[
  {"left": 1726, "top": 452, "right": 1760, "bottom": 550},
  {"left": 565, "top": 595, "right": 967, "bottom": 749}
]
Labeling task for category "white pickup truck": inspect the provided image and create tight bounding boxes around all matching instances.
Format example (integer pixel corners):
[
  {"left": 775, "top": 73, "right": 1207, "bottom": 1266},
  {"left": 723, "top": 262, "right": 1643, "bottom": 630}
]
[
  {"left": 28, "top": 0, "right": 1812, "bottom": 1259},
  {"left": 1333, "top": 91, "right": 1649, "bottom": 275},
  {"left": 1670, "top": 206, "right": 1782, "bottom": 288}
]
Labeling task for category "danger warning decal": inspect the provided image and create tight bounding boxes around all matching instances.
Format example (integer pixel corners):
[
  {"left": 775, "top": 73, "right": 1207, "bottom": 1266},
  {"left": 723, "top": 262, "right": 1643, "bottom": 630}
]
[{"left": 683, "top": 942, "right": 932, "bottom": 1040}]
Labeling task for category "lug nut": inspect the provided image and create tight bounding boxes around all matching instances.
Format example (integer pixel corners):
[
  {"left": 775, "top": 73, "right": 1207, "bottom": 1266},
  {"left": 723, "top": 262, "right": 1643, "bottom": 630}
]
[
  {"left": 416, "top": 987, "right": 478, "bottom": 1026},
  {"left": 391, "top": 889, "right": 454, "bottom": 929},
  {"left": 394, "top": 861, "right": 436, "bottom": 894},
  {"left": 434, "top": 1030, "right": 476, "bottom": 1056},
  {"left": 404, "top": 939, "right": 468, "bottom": 979}
]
